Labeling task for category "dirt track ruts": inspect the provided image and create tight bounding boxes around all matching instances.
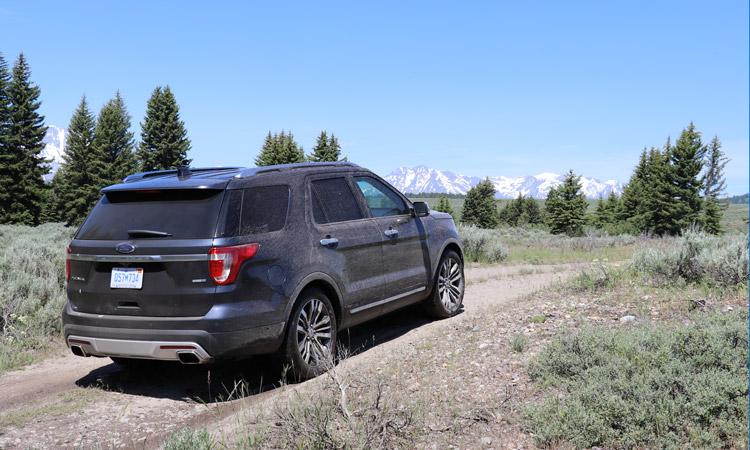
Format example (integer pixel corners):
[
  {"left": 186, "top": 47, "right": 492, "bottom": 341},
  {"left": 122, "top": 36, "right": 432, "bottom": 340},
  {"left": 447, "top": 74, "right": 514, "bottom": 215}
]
[{"left": 0, "top": 262, "right": 585, "bottom": 449}]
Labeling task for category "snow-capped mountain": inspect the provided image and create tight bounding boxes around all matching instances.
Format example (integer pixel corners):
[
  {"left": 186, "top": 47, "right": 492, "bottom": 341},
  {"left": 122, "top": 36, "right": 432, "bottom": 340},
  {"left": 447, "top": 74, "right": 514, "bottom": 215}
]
[
  {"left": 383, "top": 165, "right": 622, "bottom": 199},
  {"left": 42, "top": 125, "right": 66, "bottom": 182}
]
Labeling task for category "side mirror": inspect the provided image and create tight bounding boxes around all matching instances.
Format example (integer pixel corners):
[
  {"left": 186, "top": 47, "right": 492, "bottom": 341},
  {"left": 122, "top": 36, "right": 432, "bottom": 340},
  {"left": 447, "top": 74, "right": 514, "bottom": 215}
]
[{"left": 412, "top": 201, "right": 430, "bottom": 217}]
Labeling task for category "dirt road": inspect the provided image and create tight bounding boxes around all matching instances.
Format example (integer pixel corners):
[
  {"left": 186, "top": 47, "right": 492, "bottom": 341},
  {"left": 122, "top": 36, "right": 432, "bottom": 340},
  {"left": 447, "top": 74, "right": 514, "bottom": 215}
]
[{"left": 0, "top": 263, "right": 584, "bottom": 449}]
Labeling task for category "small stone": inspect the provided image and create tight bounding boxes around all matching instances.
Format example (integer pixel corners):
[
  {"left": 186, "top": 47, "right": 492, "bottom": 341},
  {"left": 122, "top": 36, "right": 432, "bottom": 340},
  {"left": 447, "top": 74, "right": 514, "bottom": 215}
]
[
  {"left": 479, "top": 343, "right": 489, "bottom": 350},
  {"left": 722, "top": 305, "right": 734, "bottom": 312},
  {"left": 481, "top": 436, "right": 493, "bottom": 446},
  {"left": 619, "top": 315, "right": 637, "bottom": 323}
]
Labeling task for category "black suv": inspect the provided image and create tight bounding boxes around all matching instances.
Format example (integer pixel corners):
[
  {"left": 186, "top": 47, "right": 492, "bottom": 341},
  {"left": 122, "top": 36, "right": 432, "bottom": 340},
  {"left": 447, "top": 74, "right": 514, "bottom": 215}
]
[{"left": 63, "top": 162, "right": 464, "bottom": 379}]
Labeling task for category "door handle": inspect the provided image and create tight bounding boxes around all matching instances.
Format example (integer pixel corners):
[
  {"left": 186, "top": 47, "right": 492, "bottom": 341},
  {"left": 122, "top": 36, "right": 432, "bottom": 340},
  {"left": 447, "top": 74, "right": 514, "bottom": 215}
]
[
  {"left": 384, "top": 229, "right": 399, "bottom": 238},
  {"left": 319, "top": 237, "right": 339, "bottom": 248}
]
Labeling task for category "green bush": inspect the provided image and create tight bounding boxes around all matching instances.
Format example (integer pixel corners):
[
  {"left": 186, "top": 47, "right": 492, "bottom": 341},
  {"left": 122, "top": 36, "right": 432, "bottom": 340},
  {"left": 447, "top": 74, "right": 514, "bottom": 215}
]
[
  {"left": 458, "top": 224, "right": 509, "bottom": 263},
  {"left": 631, "top": 231, "right": 748, "bottom": 287},
  {"left": 0, "top": 223, "right": 73, "bottom": 372},
  {"left": 525, "top": 312, "right": 748, "bottom": 449},
  {"left": 163, "top": 428, "right": 217, "bottom": 450}
]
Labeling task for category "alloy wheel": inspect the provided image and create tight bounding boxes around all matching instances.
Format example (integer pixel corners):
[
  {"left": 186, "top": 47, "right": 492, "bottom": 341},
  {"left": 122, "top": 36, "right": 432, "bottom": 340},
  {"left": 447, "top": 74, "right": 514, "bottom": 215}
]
[
  {"left": 438, "top": 257, "right": 463, "bottom": 312},
  {"left": 296, "top": 298, "right": 333, "bottom": 365}
]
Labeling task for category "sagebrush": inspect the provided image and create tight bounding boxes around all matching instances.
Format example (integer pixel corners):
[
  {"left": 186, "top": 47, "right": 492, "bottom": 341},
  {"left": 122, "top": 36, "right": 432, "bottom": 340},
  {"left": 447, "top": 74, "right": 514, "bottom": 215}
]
[
  {"left": 526, "top": 311, "right": 748, "bottom": 449},
  {"left": 0, "top": 223, "right": 73, "bottom": 373},
  {"left": 631, "top": 231, "right": 748, "bottom": 287}
]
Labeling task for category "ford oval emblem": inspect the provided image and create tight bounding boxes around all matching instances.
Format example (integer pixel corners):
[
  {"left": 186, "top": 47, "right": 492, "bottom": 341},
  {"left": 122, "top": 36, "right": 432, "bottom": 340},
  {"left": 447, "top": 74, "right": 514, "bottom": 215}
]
[{"left": 116, "top": 243, "right": 136, "bottom": 254}]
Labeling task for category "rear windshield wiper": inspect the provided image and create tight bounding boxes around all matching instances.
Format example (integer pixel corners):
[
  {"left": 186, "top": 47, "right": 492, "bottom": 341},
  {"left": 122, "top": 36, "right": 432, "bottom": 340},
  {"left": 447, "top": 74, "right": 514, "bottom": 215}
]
[{"left": 127, "top": 229, "right": 173, "bottom": 238}]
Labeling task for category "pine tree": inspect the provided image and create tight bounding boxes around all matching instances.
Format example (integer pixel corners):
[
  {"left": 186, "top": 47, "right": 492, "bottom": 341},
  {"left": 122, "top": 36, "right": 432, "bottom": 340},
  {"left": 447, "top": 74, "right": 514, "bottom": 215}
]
[
  {"left": 668, "top": 122, "right": 705, "bottom": 232},
  {"left": 544, "top": 170, "right": 588, "bottom": 236},
  {"left": 57, "top": 97, "right": 105, "bottom": 225},
  {"left": 461, "top": 178, "right": 498, "bottom": 228},
  {"left": 701, "top": 136, "right": 728, "bottom": 234},
  {"left": 0, "top": 54, "right": 49, "bottom": 225},
  {"left": 618, "top": 148, "right": 648, "bottom": 227},
  {"left": 137, "top": 86, "right": 191, "bottom": 171},
  {"left": 642, "top": 146, "right": 678, "bottom": 235},
  {"left": 435, "top": 196, "right": 454, "bottom": 215},
  {"left": 0, "top": 53, "right": 11, "bottom": 218},
  {"left": 95, "top": 92, "right": 136, "bottom": 184},
  {"left": 254, "top": 131, "right": 305, "bottom": 166},
  {"left": 522, "top": 197, "right": 543, "bottom": 225},
  {"left": 308, "top": 130, "right": 343, "bottom": 162}
]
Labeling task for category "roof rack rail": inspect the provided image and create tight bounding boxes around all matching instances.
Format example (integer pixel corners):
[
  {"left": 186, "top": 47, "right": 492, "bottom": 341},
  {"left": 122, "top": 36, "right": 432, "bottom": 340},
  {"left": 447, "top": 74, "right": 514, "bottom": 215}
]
[
  {"left": 248, "top": 161, "right": 359, "bottom": 176},
  {"left": 123, "top": 166, "right": 243, "bottom": 183}
]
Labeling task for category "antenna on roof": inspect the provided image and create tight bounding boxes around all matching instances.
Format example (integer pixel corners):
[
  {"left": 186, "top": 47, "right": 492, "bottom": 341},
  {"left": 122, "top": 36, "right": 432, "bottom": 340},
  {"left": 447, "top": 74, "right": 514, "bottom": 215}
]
[{"left": 176, "top": 166, "right": 192, "bottom": 178}]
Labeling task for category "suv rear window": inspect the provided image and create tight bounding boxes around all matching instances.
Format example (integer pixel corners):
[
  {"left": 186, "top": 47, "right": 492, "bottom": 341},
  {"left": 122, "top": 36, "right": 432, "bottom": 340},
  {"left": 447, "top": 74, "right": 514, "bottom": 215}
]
[
  {"left": 219, "top": 185, "right": 290, "bottom": 236},
  {"left": 76, "top": 189, "right": 224, "bottom": 240}
]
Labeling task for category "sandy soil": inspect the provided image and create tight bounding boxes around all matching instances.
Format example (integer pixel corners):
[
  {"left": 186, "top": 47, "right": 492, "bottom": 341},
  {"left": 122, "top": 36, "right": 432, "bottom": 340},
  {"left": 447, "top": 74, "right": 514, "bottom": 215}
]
[{"left": 0, "top": 263, "right": 582, "bottom": 449}]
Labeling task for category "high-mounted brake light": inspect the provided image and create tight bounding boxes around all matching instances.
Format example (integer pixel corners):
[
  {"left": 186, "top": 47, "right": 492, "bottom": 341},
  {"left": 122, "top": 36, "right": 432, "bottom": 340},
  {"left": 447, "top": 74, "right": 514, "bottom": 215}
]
[
  {"left": 208, "top": 243, "right": 259, "bottom": 285},
  {"left": 65, "top": 246, "right": 72, "bottom": 282}
]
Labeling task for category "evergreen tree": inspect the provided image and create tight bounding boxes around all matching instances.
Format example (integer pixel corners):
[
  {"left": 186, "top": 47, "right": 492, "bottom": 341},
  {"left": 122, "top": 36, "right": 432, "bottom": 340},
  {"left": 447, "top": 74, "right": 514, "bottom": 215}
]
[
  {"left": 95, "top": 92, "right": 136, "bottom": 184},
  {"left": 642, "top": 146, "right": 677, "bottom": 235},
  {"left": 618, "top": 148, "right": 648, "bottom": 225},
  {"left": 544, "top": 170, "right": 588, "bottom": 236},
  {"left": 57, "top": 97, "right": 105, "bottom": 225},
  {"left": 460, "top": 178, "right": 498, "bottom": 228},
  {"left": 594, "top": 192, "right": 621, "bottom": 230},
  {"left": 523, "top": 197, "right": 543, "bottom": 225},
  {"left": 0, "top": 54, "right": 11, "bottom": 218},
  {"left": 701, "top": 136, "right": 728, "bottom": 234},
  {"left": 137, "top": 86, "right": 191, "bottom": 171},
  {"left": 435, "top": 196, "right": 454, "bottom": 215},
  {"left": 254, "top": 130, "right": 305, "bottom": 166},
  {"left": 40, "top": 169, "right": 65, "bottom": 223},
  {"left": 668, "top": 122, "right": 705, "bottom": 231},
  {"left": 0, "top": 54, "right": 48, "bottom": 225},
  {"left": 308, "top": 130, "right": 344, "bottom": 162}
]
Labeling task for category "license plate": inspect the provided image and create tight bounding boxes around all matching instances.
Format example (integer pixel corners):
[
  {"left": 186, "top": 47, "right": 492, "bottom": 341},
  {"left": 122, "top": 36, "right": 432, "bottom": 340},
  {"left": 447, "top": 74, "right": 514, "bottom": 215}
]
[{"left": 110, "top": 267, "right": 144, "bottom": 289}]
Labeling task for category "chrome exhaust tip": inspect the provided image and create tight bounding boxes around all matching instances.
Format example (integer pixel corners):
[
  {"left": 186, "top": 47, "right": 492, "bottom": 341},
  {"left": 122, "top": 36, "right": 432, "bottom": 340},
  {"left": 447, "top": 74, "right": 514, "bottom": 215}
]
[
  {"left": 70, "top": 345, "right": 87, "bottom": 357},
  {"left": 176, "top": 351, "right": 202, "bottom": 364}
]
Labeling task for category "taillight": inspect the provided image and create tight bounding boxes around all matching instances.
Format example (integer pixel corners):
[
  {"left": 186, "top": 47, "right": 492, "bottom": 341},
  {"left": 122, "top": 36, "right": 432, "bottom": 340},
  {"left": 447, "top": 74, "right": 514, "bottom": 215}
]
[
  {"left": 65, "top": 246, "right": 72, "bottom": 282},
  {"left": 208, "top": 243, "right": 259, "bottom": 285}
]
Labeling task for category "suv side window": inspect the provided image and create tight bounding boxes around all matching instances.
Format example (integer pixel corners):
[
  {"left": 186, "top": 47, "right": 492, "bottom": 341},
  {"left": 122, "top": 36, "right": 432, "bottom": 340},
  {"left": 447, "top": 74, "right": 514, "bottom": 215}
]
[
  {"left": 219, "top": 185, "right": 290, "bottom": 236},
  {"left": 354, "top": 177, "right": 409, "bottom": 217},
  {"left": 310, "top": 177, "right": 364, "bottom": 224},
  {"left": 241, "top": 185, "right": 290, "bottom": 234}
]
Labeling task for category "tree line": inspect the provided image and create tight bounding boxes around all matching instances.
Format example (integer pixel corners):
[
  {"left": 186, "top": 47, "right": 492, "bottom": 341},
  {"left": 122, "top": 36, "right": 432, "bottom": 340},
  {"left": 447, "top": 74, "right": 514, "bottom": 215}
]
[
  {"left": 439, "top": 122, "right": 729, "bottom": 236},
  {"left": 0, "top": 52, "right": 345, "bottom": 227}
]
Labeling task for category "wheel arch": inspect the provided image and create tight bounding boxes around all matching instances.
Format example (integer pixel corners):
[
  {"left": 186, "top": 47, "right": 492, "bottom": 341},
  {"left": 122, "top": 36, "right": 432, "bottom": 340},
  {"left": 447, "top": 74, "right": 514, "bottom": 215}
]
[
  {"left": 432, "top": 238, "right": 464, "bottom": 279},
  {"left": 286, "top": 273, "right": 344, "bottom": 330}
]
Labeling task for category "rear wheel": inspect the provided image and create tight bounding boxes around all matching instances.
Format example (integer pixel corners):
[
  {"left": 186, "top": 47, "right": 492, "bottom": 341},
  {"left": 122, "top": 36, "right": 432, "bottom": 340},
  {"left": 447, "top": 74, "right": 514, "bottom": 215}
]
[
  {"left": 425, "top": 250, "right": 464, "bottom": 318},
  {"left": 282, "top": 288, "right": 337, "bottom": 381}
]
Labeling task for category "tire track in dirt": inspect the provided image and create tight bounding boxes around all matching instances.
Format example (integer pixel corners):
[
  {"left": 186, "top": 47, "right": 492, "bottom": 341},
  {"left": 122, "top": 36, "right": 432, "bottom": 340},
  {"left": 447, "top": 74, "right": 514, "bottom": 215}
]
[{"left": 0, "top": 263, "right": 585, "bottom": 449}]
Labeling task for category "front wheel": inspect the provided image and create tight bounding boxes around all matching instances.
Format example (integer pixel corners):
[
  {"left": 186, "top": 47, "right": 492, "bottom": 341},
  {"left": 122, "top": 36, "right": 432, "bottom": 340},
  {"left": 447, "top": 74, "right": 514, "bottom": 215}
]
[
  {"left": 281, "top": 288, "right": 337, "bottom": 381},
  {"left": 425, "top": 250, "right": 465, "bottom": 318}
]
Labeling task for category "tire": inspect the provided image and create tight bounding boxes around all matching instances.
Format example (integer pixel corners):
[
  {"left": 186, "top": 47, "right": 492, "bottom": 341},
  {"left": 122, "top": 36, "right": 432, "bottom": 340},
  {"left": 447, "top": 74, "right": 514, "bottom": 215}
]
[
  {"left": 425, "top": 250, "right": 465, "bottom": 318},
  {"left": 281, "top": 288, "right": 337, "bottom": 381}
]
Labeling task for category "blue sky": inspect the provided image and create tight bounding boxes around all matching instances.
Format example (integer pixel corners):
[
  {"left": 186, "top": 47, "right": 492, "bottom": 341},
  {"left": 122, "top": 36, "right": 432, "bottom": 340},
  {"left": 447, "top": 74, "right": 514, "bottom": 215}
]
[{"left": 1, "top": 1, "right": 748, "bottom": 194}]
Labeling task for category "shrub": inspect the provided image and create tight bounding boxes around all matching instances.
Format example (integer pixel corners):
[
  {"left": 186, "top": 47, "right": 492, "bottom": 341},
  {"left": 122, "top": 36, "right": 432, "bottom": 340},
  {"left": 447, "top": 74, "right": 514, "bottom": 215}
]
[
  {"left": 0, "top": 223, "right": 74, "bottom": 372},
  {"left": 631, "top": 231, "right": 748, "bottom": 287},
  {"left": 511, "top": 333, "right": 528, "bottom": 353},
  {"left": 458, "top": 224, "right": 509, "bottom": 263},
  {"left": 163, "top": 428, "right": 217, "bottom": 450},
  {"left": 525, "top": 312, "right": 748, "bottom": 449}
]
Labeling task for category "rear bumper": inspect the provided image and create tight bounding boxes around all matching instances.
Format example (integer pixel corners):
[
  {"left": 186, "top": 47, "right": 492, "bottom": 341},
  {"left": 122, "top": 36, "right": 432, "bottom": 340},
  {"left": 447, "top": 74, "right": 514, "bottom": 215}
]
[
  {"left": 62, "top": 302, "right": 286, "bottom": 360},
  {"left": 67, "top": 335, "right": 212, "bottom": 363}
]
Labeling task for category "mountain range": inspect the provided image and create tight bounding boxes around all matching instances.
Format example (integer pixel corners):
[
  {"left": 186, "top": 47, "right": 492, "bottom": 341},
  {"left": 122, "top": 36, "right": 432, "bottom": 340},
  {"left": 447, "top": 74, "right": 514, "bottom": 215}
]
[
  {"left": 384, "top": 166, "right": 623, "bottom": 199},
  {"left": 40, "top": 126, "right": 623, "bottom": 198},
  {"left": 41, "top": 125, "right": 66, "bottom": 182}
]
